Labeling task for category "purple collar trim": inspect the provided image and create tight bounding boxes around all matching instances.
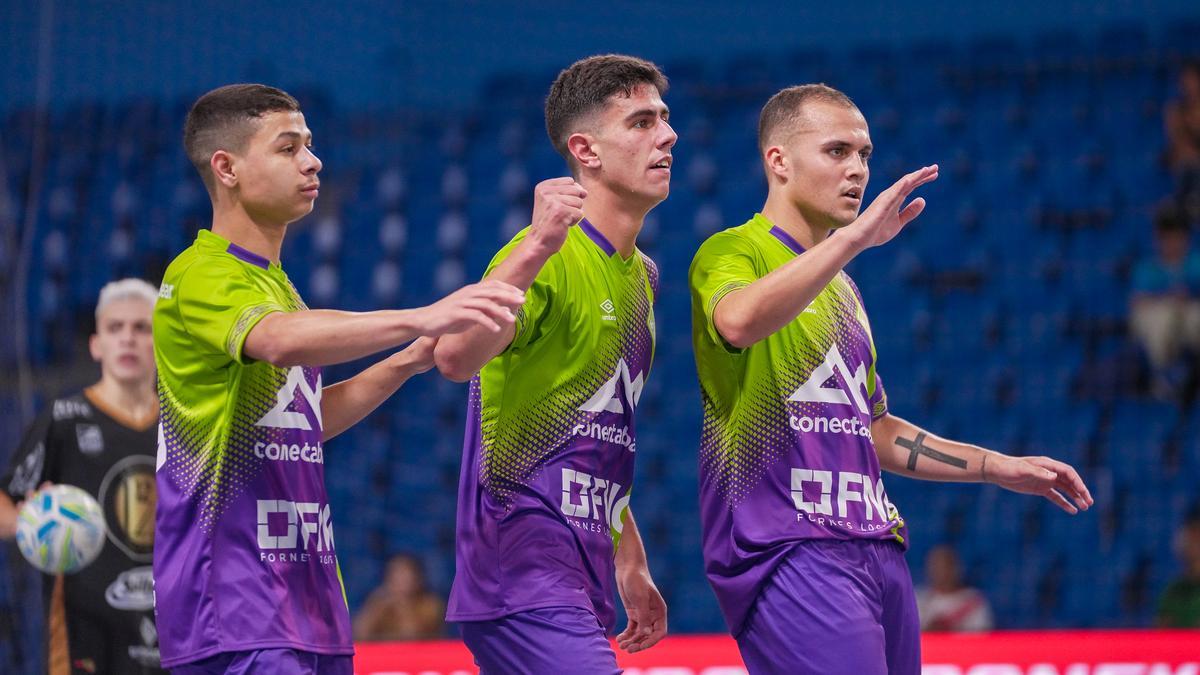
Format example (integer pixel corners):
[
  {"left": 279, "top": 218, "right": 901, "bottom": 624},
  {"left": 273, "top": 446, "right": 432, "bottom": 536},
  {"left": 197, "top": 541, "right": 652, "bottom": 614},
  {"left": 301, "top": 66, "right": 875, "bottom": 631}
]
[
  {"left": 579, "top": 219, "right": 617, "bottom": 257},
  {"left": 226, "top": 242, "right": 271, "bottom": 269},
  {"left": 768, "top": 225, "right": 807, "bottom": 255}
]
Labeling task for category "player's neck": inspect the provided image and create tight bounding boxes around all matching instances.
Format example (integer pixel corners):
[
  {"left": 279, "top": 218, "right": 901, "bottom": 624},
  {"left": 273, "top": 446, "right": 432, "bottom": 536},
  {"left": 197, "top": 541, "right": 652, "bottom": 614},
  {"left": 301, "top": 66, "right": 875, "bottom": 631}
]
[
  {"left": 209, "top": 199, "right": 287, "bottom": 265},
  {"left": 90, "top": 376, "right": 157, "bottom": 422},
  {"left": 579, "top": 186, "right": 647, "bottom": 259},
  {"left": 760, "top": 195, "right": 831, "bottom": 250}
]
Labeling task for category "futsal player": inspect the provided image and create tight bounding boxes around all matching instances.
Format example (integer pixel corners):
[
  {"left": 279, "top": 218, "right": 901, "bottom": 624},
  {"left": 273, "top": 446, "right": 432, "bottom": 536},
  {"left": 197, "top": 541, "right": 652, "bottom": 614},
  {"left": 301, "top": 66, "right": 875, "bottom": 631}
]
[
  {"left": 0, "top": 279, "right": 164, "bottom": 674},
  {"left": 689, "top": 84, "right": 1094, "bottom": 674},
  {"left": 434, "top": 54, "right": 674, "bottom": 673},
  {"left": 153, "top": 84, "right": 524, "bottom": 673}
]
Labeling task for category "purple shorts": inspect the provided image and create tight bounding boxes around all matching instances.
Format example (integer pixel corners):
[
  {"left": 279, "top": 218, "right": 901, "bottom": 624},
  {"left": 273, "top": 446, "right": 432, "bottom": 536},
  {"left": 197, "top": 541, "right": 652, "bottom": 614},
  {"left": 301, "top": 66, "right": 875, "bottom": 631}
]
[
  {"left": 458, "top": 606, "right": 620, "bottom": 675},
  {"left": 736, "top": 539, "right": 920, "bottom": 675},
  {"left": 169, "top": 648, "right": 354, "bottom": 675}
]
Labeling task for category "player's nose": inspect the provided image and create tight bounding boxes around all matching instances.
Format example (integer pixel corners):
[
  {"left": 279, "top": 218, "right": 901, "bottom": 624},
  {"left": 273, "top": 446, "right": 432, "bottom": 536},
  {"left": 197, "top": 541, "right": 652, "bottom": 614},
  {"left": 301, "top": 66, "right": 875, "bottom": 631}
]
[
  {"left": 658, "top": 120, "right": 678, "bottom": 149},
  {"left": 847, "top": 154, "right": 867, "bottom": 179},
  {"left": 303, "top": 147, "right": 322, "bottom": 175}
]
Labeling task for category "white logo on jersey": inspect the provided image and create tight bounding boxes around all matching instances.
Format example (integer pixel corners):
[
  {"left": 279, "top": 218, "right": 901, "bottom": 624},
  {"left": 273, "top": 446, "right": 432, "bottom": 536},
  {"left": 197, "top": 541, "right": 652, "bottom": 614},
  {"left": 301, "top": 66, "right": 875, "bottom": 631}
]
[
  {"left": 158, "top": 284, "right": 174, "bottom": 300},
  {"left": 255, "top": 367, "right": 323, "bottom": 431},
  {"left": 600, "top": 298, "right": 616, "bottom": 322},
  {"left": 579, "top": 358, "right": 644, "bottom": 414},
  {"left": 52, "top": 399, "right": 91, "bottom": 421},
  {"left": 76, "top": 423, "right": 105, "bottom": 455},
  {"left": 9, "top": 442, "right": 45, "bottom": 495},
  {"left": 560, "top": 467, "right": 630, "bottom": 534},
  {"left": 788, "top": 344, "right": 870, "bottom": 415},
  {"left": 256, "top": 499, "right": 335, "bottom": 552},
  {"left": 105, "top": 566, "right": 155, "bottom": 611},
  {"left": 791, "top": 467, "right": 901, "bottom": 533}
]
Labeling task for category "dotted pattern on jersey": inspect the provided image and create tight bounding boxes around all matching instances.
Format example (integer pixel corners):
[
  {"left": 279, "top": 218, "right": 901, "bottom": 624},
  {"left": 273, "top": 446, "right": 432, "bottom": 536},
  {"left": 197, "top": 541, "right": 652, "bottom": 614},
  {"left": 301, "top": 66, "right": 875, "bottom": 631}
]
[
  {"left": 700, "top": 272, "right": 877, "bottom": 507},
  {"left": 476, "top": 255, "right": 656, "bottom": 512},
  {"left": 158, "top": 280, "right": 311, "bottom": 534}
]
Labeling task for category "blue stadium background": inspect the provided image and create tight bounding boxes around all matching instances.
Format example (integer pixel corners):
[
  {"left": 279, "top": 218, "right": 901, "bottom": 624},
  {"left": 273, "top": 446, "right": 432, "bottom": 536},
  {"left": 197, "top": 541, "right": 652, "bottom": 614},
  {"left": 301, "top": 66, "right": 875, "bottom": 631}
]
[{"left": 2, "top": 1, "right": 1199, "bottom": 670}]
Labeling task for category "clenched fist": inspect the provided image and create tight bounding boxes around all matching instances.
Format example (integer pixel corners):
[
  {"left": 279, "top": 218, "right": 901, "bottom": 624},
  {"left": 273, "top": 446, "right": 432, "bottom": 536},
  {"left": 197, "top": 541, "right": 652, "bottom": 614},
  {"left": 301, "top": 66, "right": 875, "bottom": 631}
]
[{"left": 527, "top": 177, "right": 587, "bottom": 255}]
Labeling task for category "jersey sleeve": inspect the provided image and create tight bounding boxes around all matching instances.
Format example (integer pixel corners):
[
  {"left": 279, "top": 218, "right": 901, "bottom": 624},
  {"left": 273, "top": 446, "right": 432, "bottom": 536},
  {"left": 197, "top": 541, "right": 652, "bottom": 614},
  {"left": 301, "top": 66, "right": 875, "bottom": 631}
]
[
  {"left": 174, "top": 258, "right": 285, "bottom": 364},
  {"left": 2, "top": 405, "right": 58, "bottom": 500},
  {"left": 484, "top": 229, "right": 563, "bottom": 353},
  {"left": 870, "top": 371, "right": 888, "bottom": 420},
  {"left": 689, "top": 232, "right": 759, "bottom": 351}
]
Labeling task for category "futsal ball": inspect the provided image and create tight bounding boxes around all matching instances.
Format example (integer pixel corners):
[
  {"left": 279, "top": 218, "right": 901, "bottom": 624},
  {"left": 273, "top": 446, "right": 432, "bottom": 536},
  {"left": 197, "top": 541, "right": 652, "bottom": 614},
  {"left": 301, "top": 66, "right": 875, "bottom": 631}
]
[{"left": 16, "top": 484, "right": 107, "bottom": 574}]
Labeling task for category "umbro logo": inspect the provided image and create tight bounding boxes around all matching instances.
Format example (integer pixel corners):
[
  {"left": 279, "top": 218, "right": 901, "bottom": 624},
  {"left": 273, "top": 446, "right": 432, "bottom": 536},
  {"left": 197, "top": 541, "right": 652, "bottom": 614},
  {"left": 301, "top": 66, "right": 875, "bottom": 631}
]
[{"left": 600, "top": 298, "right": 616, "bottom": 322}]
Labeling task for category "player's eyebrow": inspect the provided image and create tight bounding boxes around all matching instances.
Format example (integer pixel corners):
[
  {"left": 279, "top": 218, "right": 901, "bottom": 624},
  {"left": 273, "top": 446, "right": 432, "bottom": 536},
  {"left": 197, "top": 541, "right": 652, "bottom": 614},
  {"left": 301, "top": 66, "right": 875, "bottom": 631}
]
[
  {"left": 273, "top": 130, "right": 312, "bottom": 144},
  {"left": 624, "top": 106, "right": 669, "bottom": 122},
  {"left": 822, "top": 139, "right": 872, "bottom": 153}
]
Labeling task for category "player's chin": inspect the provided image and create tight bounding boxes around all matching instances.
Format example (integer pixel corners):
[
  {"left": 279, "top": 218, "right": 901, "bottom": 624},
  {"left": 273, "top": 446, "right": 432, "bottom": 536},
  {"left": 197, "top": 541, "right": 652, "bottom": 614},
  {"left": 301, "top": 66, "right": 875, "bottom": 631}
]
[
  {"left": 828, "top": 214, "right": 857, "bottom": 230},
  {"left": 637, "top": 183, "right": 670, "bottom": 207},
  {"left": 286, "top": 200, "right": 317, "bottom": 222},
  {"left": 833, "top": 205, "right": 861, "bottom": 226},
  {"left": 110, "top": 365, "right": 151, "bottom": 384}
]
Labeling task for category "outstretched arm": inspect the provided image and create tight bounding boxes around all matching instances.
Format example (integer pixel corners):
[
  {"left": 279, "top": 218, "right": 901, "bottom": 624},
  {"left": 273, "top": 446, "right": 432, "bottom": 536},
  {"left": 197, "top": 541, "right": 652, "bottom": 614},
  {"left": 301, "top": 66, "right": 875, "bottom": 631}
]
[
  {"left": 871, "top": 413, "right": 1093, "bottom": 514},
  {"left": 245, "top": 280, "right": 524, "bottom": 368},
  {"left": 321, "top": 338, "right": 437, "bottom": 442},
  {"left": 436, "top": 178, "right": 586, "bottom": 381},
  {"left": 614, "top": 510, "right": 667, "bottom": 653},
  {"left": 713, "top": 165, "right": 938, "bottom": 348}
]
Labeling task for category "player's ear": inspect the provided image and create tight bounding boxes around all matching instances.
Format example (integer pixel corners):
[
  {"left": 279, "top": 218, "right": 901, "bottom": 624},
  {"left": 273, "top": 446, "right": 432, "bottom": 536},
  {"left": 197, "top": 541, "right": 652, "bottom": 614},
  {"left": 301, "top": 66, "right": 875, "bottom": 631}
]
[
  {"left": 211, "top": 150, "right": 238, "bottom": 189},
  {"left": 88, "top": 333, "right": 102, "bottom": 363},
  {"left": 763, "top": 146, "right": 788, "bottom": 182},
  {"left": 567, "top": 132, "right": 601, "bottom": 171}
]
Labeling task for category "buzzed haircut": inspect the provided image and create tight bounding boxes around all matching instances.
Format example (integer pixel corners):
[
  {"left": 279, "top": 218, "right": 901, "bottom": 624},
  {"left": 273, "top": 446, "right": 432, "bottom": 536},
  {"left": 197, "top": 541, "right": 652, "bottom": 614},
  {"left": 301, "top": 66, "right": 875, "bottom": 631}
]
[
  {"left": 183, "top": 83, "right": 301, "bottom": 196},
  {"left": 757, "top": 84, "right": 858, "bottom": 153},
  {"left": 95, "top": 278, "right": 158, "bottom": 323},
  {"left": 545, "top": 54, "right": 669, "bottom": 171}
]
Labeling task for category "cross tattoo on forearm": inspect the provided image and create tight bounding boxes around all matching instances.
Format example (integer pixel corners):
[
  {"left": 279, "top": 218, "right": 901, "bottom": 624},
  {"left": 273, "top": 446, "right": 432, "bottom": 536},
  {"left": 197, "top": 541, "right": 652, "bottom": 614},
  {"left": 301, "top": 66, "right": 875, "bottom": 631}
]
[{"left": 896, "top": 432, "right": 968, "bottom": 471}]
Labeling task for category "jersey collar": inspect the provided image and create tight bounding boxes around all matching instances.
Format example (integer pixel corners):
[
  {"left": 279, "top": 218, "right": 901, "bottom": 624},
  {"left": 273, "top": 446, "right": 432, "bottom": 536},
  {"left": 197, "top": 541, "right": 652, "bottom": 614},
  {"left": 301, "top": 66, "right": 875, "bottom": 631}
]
[
  {"left": 579, "top": 218, "right": 617, "bottom": 257},
  {"left": 758, "top": 213, "right": 808, "bottom": 255},
  {"left": 197, "top": 230, "right": 274, "bottom": 270},
  {"left": 226, "top": 242, "right": 271, "bottom": 269}
]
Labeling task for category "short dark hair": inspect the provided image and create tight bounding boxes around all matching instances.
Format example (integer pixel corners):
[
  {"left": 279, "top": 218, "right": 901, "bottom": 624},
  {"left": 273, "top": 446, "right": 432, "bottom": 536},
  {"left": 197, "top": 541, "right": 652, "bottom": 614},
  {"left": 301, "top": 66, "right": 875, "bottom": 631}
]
[
  {"left": 758, "top": 84, "right": 858, "bottom": 154},
  {"left": 545, "top": 54, "right": 668, "bottom": 171},
  {"left": 183, "top": 84, "right": 301, "bottom": 196}
]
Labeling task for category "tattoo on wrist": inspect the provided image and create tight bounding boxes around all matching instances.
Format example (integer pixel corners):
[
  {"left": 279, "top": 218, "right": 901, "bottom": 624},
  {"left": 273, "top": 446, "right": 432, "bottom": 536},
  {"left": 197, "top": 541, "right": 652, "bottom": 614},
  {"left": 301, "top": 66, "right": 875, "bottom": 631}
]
[
  {"left": 981, "top": 454, "right": 989, "bottom": 482},
  {"left": 896, "top": 432, "right": 968, "bottom": 471}
]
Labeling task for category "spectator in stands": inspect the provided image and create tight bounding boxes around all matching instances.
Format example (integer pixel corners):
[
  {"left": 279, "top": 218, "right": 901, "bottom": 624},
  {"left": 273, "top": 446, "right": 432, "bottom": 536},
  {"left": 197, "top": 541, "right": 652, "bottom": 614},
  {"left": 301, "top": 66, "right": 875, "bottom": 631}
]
[
  {"left": 353, "top": 554, "right": 446, "bottom": 641},
  {"left": 1165, "top": 61, "right": 1200, "bottom": 217},
  {"left": 915, "top": 545, "right": 994, "bottom": 632},
  {"left": 1157, "top": 514, "right": 1200, "bottom": 627},
  {"left": 1129, "top": 204, "right": 1200, "bottom": 398}
]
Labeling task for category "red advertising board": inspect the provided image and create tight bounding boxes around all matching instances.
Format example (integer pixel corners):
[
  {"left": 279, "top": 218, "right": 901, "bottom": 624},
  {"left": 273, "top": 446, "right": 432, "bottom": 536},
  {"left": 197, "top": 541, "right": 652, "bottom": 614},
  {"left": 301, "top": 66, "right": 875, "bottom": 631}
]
[{"left": 353, "top": 631, "right": 1200, "bottom": 675}]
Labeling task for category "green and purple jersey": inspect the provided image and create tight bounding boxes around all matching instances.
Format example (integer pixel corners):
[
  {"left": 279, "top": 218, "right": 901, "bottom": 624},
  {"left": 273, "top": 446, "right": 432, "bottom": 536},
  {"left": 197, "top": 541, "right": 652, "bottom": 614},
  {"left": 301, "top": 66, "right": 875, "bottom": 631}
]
[
  {"left": 448, "top": 221, "right": 658, "bottom": 631},
  {"left": 690, "top": 213, "right": 907, "bottom": 635},
  {"left": 153, "top": 230, "right": 351, "bottom": 667}
]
